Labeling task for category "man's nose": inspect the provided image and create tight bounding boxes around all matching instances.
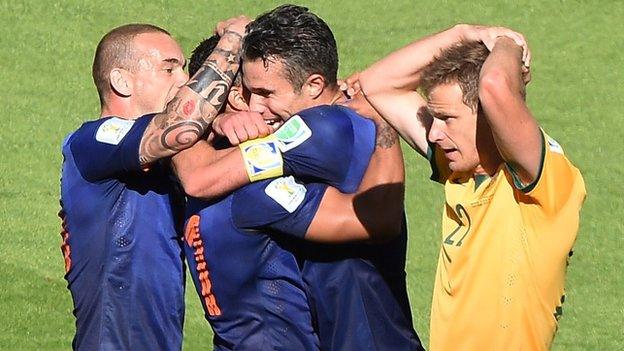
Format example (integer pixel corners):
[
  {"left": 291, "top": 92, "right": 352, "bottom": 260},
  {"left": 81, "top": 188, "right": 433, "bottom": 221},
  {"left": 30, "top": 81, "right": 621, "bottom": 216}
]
[{"left": 428, "top": 118, "right": 444, "bottom": 143}]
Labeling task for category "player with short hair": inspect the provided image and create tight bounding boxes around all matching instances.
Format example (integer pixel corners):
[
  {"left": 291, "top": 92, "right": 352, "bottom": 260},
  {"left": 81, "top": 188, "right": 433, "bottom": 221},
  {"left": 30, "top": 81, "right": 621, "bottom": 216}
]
[
  {"left": 174, "top": 5, "right": 424, "bottom": 350},
  {"left": 173, "top": 31, "right": 409, "bottom": 349},
  {"left": 359, "top": 25, "right": 586, "bottom": 350},
  {"left": 59, "top": 17, "right": 249, "bottom": 350}
]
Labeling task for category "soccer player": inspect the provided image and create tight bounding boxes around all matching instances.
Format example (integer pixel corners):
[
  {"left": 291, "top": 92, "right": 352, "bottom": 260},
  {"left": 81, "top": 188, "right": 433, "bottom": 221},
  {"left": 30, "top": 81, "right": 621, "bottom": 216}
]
[
  {"left": 358, "top": 25, "right": 586, "bottom": 350},
  {"left": 58, "top": 17, "right": 249, "bottom": 350},
  {"left": 172, "top": 32, "right": 410, "bottom": 349},
  {"left": 174, "top": 6, "right": 424, "bottom": 350}
]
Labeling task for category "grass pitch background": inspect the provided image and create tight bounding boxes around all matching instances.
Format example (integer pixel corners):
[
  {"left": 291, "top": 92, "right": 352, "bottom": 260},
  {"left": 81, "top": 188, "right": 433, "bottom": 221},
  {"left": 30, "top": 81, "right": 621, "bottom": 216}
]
[{"left": 1, "top": 0, "right": 622, "bottom": 349}]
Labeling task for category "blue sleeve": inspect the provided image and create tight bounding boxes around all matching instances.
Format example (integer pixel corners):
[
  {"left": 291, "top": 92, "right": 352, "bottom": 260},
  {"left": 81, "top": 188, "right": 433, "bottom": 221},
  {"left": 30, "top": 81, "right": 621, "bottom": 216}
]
[
  {"left": 68, "top": 115, "right": 153, "bottom": 181},
  {"left": 231, "top": 178, "right": 328, "bottom": 239},
  {"left": 280, "top": 105, "right": 375, "bottom": 193}
]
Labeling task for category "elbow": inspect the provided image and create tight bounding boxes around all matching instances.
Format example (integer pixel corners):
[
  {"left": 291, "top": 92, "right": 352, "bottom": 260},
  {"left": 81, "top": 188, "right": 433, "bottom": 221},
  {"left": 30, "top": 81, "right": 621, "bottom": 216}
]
[
  {"left": 180, "top": 176, "right": 216, "bottom": 199},
  {"left": 180, "top": 177, "right": 202, "bottom": 198},
  {"left": 479, "top": 68, "right": 513, "bottom": 103}
]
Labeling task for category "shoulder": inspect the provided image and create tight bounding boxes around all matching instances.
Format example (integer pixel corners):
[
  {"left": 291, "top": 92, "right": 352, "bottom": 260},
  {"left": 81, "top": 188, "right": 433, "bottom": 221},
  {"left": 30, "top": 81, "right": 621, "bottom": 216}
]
[{"left": 297, "top": 105, "right": 374, "bottom": 133}]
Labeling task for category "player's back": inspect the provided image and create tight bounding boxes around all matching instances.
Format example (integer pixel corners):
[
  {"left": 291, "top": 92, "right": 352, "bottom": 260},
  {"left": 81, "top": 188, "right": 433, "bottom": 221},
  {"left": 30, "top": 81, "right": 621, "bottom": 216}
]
[
  {"left": 280, "top": 105, "right": 424, "bottom": 350},
  {"left": 184, "top": 186, "right": 320, "bottom": 351},
  {"left": 60, "top": 116, "right": 185, "bottom": 350}
]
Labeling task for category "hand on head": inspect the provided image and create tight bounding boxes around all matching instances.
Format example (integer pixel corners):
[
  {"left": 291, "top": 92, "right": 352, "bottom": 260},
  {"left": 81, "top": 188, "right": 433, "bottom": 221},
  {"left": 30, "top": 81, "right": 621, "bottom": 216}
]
[
  {"left": 215, "top": 15, "right": 251, "bottom": 37},
  {"left": 461, "top": 24, "right": 531, "bottom": 68}
]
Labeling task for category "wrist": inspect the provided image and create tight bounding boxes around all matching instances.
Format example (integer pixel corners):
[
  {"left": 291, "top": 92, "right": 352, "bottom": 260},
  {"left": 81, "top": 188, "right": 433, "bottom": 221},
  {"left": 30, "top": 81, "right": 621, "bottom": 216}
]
[{"left": 452, "top": 23, "right": 471, "bottom": 40}]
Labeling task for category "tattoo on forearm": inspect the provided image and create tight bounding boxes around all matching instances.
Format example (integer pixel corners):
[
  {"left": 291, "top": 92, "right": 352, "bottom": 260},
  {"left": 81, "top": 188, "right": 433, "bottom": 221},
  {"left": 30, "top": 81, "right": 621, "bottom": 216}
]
[
  {"left": 188, "top": 61, "right": 232, "bottom": 92},
  {"left": 376, "top": 120, "right": 398, "bottom": 149},
  {"left": 139, "top": 30, "right": 243, "bottom": 165}
]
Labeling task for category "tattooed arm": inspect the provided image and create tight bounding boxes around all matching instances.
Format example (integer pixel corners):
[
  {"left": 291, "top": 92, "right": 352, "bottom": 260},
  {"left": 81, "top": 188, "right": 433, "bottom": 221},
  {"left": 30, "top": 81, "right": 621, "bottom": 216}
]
[{"left": 139, "top": 16, "right": 250, "bottom": 165}]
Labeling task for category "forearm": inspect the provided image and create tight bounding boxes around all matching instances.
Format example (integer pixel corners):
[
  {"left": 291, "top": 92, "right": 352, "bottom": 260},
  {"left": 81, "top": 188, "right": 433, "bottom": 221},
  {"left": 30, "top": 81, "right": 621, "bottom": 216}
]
[
  {"left": 139, "top": 30, "right": 244, "bottom": 165},
  {"left": 172, "top": 142, "right": 250, "bottom": 199},
  {"left": 358, "top": 25, "right": 468, "bottom": 155},
  {"left": 360, "top": 24, "right": 468, "bottom": 94},
  {"left": 479, "top": 38, "right": 541, "bottom": 183}
]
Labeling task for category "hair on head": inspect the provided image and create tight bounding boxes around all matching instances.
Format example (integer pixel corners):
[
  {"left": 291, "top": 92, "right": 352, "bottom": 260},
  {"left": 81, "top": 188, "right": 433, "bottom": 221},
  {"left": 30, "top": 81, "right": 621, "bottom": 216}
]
[
  {"left": 92, "top": 23, "right": 169, "bottom": 105},
  {"left": 420, "top": 40, "right": 489, "bottom": 111},
  {"left": 242, "top": 4, "right": 338, "bottom": 91}
]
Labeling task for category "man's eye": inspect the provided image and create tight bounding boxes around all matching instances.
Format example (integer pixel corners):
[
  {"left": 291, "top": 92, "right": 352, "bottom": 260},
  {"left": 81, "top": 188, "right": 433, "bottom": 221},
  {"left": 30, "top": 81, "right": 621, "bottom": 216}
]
[{"left": 165, "top": 68, "right": 174, "bottom": 73}]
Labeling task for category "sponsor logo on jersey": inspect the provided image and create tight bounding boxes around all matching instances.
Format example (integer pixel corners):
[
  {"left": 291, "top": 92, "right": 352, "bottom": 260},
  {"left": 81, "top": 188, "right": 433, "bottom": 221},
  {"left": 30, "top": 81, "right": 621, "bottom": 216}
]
[
  {"left": 274, "top": 115, "right": 312, "bottom": 152},
  {"left": 264, "top": 176, "right": 306, "bottom": 213},
  {"left": 95, "top": 118, "right": 134, "bottom": 145}
]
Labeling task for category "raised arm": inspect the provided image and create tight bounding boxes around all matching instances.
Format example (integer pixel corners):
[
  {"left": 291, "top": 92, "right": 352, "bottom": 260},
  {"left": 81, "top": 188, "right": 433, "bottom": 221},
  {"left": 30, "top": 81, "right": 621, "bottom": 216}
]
[
  {"left": 359, "top": 24, "right": 529, "bottom": 157},
  {"left": 138, "top": 16, "right": 249, "bottom": 165},
  {"left": 478, "top": 37, "right": 541, "bottom": 185}
]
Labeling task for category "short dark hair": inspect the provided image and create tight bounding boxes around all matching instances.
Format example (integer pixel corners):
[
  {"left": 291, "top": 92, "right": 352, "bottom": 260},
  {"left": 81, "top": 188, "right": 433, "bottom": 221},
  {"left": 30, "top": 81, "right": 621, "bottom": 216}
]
[
  {"left": 188, "top": 35, "right": 220, "bottom": 76},
  {"left": 92, "top": 23, "right": 169, "bottom": 105},
  {"left": 188, "top": 34, "right": 242, "bottom": 87},
  {"left": 420, "top": 40, "right": 489, "bottom": 112},
  {"left": 242, "top": 4, "right": 338, "bottom": 91}
]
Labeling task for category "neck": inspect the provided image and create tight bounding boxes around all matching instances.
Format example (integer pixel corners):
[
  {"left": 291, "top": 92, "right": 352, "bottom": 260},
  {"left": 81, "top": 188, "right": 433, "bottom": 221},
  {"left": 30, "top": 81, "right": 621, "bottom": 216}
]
[
  {"left": 315, "top": 86, "right": 342, "bottom": 106},
  {"left": 473, "top": 149, "right": 504, "bottom": 177},
  {"left": 100, "top": 96, "right": 141, "bottom": 120}
]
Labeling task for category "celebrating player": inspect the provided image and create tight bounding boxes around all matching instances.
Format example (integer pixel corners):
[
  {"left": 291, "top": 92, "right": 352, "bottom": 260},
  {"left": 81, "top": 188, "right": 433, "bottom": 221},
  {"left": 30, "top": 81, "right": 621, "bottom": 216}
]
[
  {"left": 59, "top": 17, "right": 249, "bottom": 350},
  {"left": 358, "top": 25, "right": 586, "bottom": 350},
  {"left": 173, "top": 20, "right": 419, "bottom": 348}
]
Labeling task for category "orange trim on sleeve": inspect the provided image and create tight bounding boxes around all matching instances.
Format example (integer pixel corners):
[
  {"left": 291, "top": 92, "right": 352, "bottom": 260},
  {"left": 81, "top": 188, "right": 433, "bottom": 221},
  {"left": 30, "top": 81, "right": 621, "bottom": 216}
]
[{"left": 184, "top": 215, "right": 222, "bottom": 316}]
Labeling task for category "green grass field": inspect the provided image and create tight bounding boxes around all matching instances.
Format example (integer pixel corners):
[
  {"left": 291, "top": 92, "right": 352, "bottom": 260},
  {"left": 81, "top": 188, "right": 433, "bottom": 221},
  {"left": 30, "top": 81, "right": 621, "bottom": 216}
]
[{"left": 1, "top": 0, "right": 622, "bottom": 349}]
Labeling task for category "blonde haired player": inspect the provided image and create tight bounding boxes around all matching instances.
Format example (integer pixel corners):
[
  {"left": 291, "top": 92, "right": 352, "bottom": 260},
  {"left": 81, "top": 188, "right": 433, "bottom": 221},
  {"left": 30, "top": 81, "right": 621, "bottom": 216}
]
[{"left": 357, "top": 25, "right": 586, "bottom": 350}]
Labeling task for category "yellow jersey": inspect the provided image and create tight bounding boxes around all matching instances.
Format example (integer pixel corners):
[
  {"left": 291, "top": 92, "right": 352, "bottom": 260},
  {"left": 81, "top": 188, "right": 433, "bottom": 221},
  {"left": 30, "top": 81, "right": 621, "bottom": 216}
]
[{"left": 428, "top": 131, "right": 586, "bottom": 351}]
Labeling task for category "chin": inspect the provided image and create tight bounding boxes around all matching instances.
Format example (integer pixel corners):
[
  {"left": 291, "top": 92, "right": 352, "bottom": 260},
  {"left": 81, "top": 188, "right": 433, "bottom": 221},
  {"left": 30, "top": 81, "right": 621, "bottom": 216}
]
[{"left": 448, "top": 161, "right": 475, "bottom": 174}]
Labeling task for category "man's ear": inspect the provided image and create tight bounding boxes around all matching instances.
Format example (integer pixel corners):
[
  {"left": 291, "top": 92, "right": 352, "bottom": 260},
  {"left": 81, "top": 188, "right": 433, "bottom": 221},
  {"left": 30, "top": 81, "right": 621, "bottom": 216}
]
[
  {"left": 109, "top": 68, "right": 133, "bottom": 97},
  {"left": 227, "top": 86, "right": 249, "bottom": 111},
  {"left": 304, "top": 74, "right": 326, "bottom": 99}
]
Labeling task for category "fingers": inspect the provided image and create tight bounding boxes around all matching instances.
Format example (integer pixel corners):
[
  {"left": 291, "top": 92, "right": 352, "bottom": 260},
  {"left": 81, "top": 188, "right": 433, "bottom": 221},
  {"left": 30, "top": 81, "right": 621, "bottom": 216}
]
[
  {"left": 215, "top": 15, "right": 251, "bottom": 36},
  {"left": 491, "top": 27, "right": 531, "bottom": 67},
  {"left": 212, "top": 111, "right": 270, "bottom": 145},
  {"left": 339, "top": 71, "right": 361, "bottom": 99}
]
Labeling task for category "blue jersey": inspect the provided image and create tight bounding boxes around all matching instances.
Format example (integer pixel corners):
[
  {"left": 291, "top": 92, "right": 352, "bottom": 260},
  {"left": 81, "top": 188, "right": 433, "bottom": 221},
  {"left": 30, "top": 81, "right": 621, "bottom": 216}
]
[
  {"left": 281, "top": 105, "right": 375, "bottom": 193},
  {"left": 59, "top": 115, "right": 185, "bottom": 351},
  {"left": 282, "top": 105, "right": 424, "bottom": 350},
  {"left": 184, "top": 178, "right": 326, "bottom": 350}
]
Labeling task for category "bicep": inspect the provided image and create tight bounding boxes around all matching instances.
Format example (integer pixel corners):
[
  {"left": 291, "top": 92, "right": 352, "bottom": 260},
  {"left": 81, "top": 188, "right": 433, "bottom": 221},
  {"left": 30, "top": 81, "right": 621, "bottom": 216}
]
[{"left": 362, "top": 89, "right": 430, "bottom": 157}]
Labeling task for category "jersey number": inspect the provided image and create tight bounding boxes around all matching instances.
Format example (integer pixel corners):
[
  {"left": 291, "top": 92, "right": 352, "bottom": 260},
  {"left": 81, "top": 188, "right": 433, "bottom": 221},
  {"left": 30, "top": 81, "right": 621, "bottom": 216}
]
[{"left": 444, "top": 204, "right": 471, "bottom": 247}]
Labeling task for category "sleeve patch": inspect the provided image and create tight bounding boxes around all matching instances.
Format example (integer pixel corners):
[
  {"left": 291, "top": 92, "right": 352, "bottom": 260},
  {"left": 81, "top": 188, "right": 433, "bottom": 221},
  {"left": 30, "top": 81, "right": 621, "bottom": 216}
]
[
  {"left": 274, "top": 115, "right": 312, "bottom": 152},
  {"left": 239, "top": 135, "right": 284, "bottom": 181},
  {"left": 95, "top": 118, "right": 135, "bottom": 145},
  {"left": 264, "top": 176, "right": 307, "bottom": 213},
  {"left": 545, "top": 134, "right": 564, "bottom": 154}
]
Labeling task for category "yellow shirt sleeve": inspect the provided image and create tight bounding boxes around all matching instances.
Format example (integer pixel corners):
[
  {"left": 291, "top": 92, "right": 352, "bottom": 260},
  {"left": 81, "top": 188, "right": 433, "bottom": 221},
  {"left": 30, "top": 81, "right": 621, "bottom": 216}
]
[{"left": 512, "top": 130, "right": 586, "bottom": 216}]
